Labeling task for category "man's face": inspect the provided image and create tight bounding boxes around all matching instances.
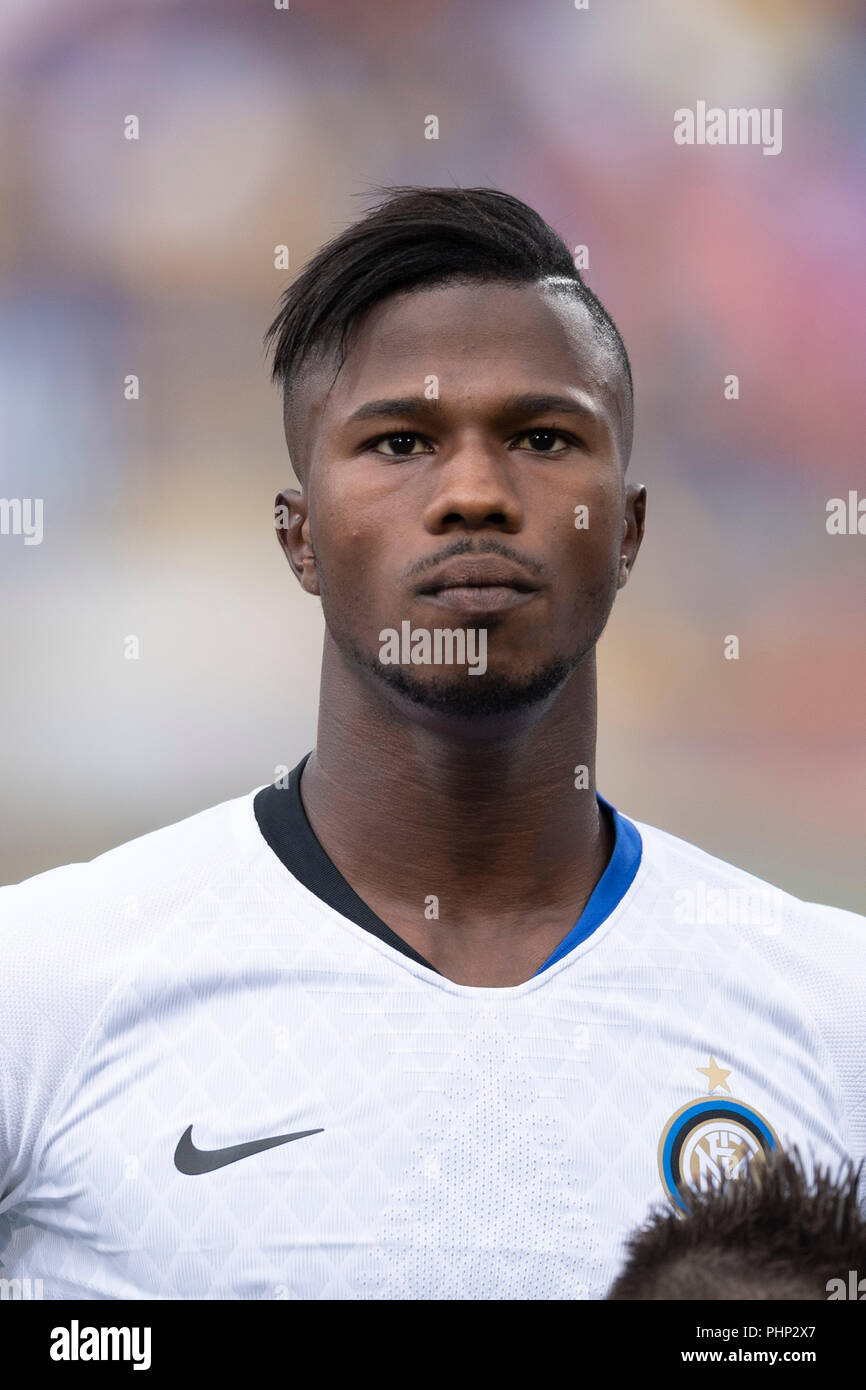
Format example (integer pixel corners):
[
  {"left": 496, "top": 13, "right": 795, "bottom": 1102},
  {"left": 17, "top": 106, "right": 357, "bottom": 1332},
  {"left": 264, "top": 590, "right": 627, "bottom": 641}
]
[{"left": 278, "top": 278, "right": 645, "bottom": 718}]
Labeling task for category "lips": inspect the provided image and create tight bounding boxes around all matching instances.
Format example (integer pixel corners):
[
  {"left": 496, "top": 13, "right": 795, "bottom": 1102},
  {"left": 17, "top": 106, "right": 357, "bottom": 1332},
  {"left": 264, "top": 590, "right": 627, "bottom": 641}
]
[
  {"left": 415, "top": 557, "right": 541, "bottom": 615},
  {"left": 415, "top": 557, "right": 540, "bottom": 596}
]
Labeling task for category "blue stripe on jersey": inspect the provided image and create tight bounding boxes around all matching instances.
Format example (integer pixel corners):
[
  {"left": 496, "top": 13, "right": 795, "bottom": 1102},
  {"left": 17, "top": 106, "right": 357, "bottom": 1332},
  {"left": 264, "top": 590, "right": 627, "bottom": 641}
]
[{"left": 533, "top": 795, "right": 643, "bottom": 974}]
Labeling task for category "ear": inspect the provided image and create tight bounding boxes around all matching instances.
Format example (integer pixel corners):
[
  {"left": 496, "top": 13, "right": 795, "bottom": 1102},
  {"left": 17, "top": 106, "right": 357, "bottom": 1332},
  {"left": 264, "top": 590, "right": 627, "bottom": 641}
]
[
  {"left": 617, "top": 484, "right": 646, "bottom": 590},
  {"left": 274, "top": 489, "right": 319, "bottom": 595}
]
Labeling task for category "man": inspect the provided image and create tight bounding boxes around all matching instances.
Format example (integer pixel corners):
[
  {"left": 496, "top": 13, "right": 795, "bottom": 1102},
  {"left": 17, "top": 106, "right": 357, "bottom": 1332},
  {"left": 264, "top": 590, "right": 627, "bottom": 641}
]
[{"left": 1, "top": 187, "right": 863, "bottom": 1300}]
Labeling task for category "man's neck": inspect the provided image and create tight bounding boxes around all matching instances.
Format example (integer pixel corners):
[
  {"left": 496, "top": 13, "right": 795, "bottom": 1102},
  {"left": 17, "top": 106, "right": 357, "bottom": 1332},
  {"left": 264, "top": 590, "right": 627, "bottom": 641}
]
[{"left": 298, "top": 639, "right": 611, "bottom": 986}]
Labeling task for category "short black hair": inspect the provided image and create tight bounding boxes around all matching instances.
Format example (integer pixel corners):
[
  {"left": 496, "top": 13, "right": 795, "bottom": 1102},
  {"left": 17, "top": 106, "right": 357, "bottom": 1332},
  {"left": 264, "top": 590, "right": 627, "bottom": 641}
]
[
  {"left": 607, "top": 1147, "right": 866, "bottom": 1301},
  {"left": 263, "top": 185, "right": 633, "bottom": 468}
]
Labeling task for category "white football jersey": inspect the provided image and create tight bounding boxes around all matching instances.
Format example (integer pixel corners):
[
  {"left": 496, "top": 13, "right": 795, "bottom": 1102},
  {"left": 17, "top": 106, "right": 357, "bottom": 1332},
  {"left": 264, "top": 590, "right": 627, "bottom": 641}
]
[{"left": 1, "top": 755, "right": 864, "bottom": 1300}]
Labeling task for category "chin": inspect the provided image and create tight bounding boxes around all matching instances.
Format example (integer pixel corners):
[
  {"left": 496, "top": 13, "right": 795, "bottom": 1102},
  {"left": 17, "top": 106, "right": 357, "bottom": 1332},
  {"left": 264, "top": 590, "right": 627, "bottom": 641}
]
[{"left": 370, "top": 659, "right": 576, "bottom": 718}]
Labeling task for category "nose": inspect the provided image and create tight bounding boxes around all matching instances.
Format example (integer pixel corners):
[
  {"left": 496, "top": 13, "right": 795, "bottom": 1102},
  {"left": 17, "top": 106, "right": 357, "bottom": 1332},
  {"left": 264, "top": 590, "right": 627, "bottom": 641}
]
[{"left": 421, "top": 440, "right": 524, "bottom": 535}]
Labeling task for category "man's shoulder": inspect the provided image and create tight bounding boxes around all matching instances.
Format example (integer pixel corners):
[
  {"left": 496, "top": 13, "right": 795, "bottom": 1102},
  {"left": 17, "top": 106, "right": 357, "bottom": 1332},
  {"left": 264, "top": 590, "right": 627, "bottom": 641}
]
[
  {"left": 630, "top": 809, "right": 866, "bottom": 965},
  {"left": 0, "top": 784, "right": 266, "bottom": 996},
  {"left": 0, "top": 784, "right": 269, "bottom": 1117},
  {"left": 0, "top": 785, "right": 277, "bottom": 1190}
]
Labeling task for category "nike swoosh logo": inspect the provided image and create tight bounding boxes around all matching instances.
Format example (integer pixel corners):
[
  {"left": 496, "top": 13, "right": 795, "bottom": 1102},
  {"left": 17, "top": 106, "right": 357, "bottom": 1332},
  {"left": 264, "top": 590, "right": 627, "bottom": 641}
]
[{"left": 174, "top": 1124, "right": 324, "bottom": 1175}]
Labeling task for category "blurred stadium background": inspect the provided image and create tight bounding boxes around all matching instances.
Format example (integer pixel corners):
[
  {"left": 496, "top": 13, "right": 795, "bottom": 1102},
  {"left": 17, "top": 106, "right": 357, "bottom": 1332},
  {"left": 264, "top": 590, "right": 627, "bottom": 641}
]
[{"left": 0, "top": 0, "right": 863, "bottom": 910}]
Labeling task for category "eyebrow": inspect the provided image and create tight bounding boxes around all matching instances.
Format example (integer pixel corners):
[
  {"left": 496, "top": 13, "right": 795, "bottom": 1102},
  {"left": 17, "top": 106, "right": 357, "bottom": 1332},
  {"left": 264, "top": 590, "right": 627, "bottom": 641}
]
[{"left": 343, "top": 392, "right": 603, "bottom": 430}]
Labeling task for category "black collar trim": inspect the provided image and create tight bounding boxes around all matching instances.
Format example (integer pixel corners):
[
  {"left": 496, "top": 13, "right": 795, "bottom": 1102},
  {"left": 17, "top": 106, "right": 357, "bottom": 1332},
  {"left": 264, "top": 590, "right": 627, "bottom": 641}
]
[{"left": 253, "top": 753, "right": 440, "bottom": 973}]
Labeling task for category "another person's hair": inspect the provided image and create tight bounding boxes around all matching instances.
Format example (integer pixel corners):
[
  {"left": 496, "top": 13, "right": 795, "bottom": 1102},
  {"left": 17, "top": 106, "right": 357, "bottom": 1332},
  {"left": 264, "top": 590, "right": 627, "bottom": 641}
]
[
  {"left": 607, "top": 1148, "right": 866, "bottom": 1300},
  {"left": 263, "top": 184, "right": 633, "bottom": 462}
]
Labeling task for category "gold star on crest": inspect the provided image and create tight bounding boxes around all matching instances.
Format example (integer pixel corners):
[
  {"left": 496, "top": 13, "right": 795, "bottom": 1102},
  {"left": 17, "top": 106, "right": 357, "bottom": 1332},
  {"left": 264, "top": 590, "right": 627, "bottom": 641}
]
[{"left": 698, "top": 1055, "right": 732, "bottom": 1095}]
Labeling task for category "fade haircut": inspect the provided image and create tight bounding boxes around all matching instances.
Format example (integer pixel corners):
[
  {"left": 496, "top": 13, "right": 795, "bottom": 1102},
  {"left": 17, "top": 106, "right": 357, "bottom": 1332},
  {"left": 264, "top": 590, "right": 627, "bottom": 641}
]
[
  {"left": 607, "top": 1147, "right": 866, "bottom": 1301},
  {"left": 263, "top": 185, "right": 634, "bottom": 471}
]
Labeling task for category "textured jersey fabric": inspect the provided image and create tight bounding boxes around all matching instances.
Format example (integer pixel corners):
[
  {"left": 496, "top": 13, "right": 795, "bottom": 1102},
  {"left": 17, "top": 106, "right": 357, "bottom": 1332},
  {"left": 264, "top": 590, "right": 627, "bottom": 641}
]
[{"left": 0, "top": 778, "right": 863, "bottom": 1300}]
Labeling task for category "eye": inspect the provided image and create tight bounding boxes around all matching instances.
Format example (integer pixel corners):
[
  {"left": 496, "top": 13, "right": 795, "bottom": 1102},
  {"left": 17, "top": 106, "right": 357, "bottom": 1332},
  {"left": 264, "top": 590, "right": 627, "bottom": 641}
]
[
  {"left": 369, "top": 431, "right": 433, "bottom": 457},
  {"left": 511, "top": 428, "right": 577, "bottom": 454}
]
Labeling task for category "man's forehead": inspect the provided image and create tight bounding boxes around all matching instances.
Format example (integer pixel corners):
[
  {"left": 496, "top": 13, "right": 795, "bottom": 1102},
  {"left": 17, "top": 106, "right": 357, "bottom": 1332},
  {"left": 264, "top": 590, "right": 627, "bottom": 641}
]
[
  {"left": 287, "top": 279, "right": 629, "bottom": 465},
  {"left": 338, "top": 280, "right": 613, "bottom": 393}
]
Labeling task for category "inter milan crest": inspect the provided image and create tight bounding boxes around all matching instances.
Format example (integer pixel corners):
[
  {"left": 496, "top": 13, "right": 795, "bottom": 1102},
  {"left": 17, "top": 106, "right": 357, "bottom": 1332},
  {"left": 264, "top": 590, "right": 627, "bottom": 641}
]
[{"left": 658, "top": 1056, "right": 778, "bottom": 1214}]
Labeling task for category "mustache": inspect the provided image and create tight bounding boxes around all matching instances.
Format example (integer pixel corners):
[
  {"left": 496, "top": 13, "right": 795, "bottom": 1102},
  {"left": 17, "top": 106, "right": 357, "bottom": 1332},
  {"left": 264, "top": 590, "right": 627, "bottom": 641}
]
[{"left": 404, "top": 537, "right": 545, "bottom": 583}]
